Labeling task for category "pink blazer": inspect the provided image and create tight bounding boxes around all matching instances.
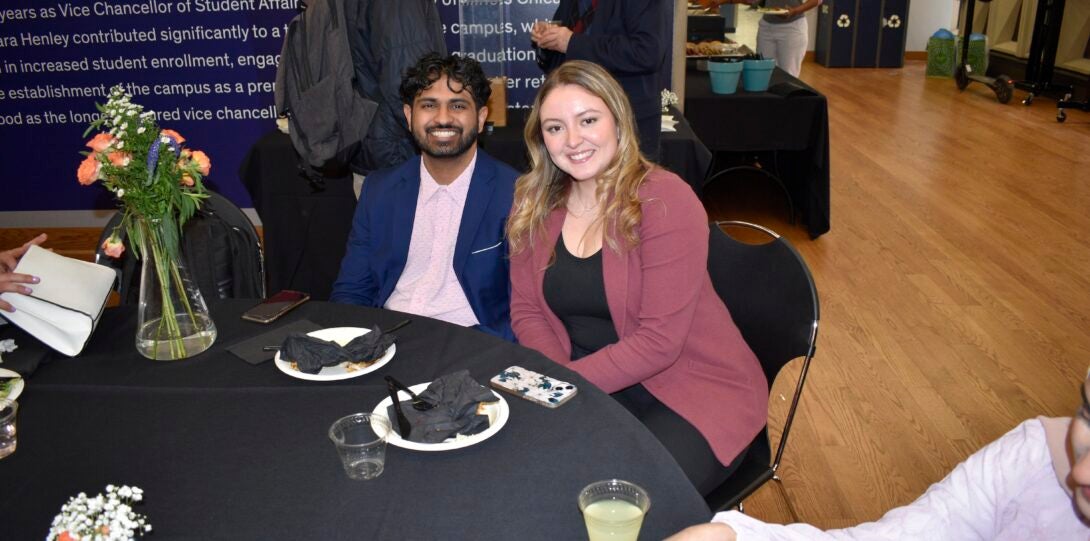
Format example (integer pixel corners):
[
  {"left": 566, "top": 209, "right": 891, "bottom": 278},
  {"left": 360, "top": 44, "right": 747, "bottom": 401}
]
[{"left": 510, "top": 169, "right": 768, "bottom": 465}]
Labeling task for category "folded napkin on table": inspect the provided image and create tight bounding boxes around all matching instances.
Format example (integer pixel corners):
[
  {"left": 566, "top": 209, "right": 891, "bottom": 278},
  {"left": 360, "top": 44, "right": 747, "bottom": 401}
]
[
  {"left": 280, "top": 325, "right": 395, "bottom": 374},
  {"left": 661, "top": 114, "right": 679, "bottom": 133},
  {"left": 387, "top": 369, "right": 499, "bottom": 444},
  {"left": 227, "top": 319, "right": 322, "bottom": 365}
]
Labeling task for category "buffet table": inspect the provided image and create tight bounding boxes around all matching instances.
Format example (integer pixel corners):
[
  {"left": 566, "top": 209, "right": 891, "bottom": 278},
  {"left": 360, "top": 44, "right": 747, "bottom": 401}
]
[
  {"left": 685, "top": 67, "right": 831, "bottom": 238},
  {"left": 0, "top": 301, "right": 710, "bottom": 540}
]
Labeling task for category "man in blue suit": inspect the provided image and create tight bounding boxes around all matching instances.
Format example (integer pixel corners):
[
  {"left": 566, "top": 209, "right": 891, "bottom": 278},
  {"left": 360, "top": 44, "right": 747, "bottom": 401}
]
[{"left": 331, "top": 53, "right": 518, "bottom": 340}]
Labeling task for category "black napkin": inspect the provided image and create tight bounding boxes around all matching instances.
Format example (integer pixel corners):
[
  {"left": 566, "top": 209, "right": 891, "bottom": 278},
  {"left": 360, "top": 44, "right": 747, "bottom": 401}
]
[
  {"left": 280, "top": 325, "right": 396, "bottom": 374},
  {"left": 226, "top": 319, "right": 322, "bottom": 365},
  {"left": 342, "top": 325, "right": 396, "bottom": 364},
  {"left": 387, "top": 370, "right": 500, "bottom": 444},
  {"left": 280, "top": 334, "right": 353, "bottom": 374}
]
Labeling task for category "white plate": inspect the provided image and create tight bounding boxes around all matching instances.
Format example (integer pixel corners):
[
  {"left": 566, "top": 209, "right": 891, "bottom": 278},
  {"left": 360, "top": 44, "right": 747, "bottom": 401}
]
[
  {"left": 273, "top": 327, "right": 396, "bottom": 382},
  {"left": 0, "top": 368, "right": 24, "bottom": 402},
  {"left": 372, "top": 382, "right": 509, "bottom": 452}
]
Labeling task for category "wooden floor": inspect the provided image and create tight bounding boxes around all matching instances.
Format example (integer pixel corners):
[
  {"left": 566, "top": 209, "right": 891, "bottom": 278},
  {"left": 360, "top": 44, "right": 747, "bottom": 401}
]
[{"left": 703, "top": 60, "right": 1090, "bottom": 527}]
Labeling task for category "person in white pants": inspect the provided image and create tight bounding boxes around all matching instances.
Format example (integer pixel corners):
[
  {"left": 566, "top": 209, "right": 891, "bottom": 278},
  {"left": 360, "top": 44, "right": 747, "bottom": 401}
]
[{"left": 699, "top": 0, "right": 822, "bottom": 78}]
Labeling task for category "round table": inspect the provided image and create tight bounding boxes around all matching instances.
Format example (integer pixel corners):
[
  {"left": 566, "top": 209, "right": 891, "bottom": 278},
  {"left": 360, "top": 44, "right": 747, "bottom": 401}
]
[{"left": 0, "top": 300, "right": 710, "bottom": 540}]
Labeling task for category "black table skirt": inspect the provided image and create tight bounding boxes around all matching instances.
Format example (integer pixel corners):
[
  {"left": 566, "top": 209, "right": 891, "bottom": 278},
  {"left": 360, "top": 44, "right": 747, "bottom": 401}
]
[
  {"left": 685, "top": 68, "right": 831, "bottom": 238},
  {"left": 239, "top": 130, "right": 357, "bottom": 301},
  {"left": 0, "top": 302, "right": 710, "bottom": 540}
]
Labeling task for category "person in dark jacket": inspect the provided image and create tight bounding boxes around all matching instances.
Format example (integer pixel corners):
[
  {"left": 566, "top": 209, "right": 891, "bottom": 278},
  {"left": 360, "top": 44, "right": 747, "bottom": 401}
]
[
  {"left": 346, "top": 0, "right": 446, "bottom": 180},
  {"left": 531, "top": 0, "right": 669, "bottom": 160},
  {"left": 331, "top": 54, "right": 519, "bottom": 341}
]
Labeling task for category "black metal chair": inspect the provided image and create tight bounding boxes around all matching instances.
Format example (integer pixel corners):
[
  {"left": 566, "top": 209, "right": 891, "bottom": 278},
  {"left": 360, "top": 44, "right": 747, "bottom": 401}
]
[
  {"left": 94, "top": 191, "right": 266, "bottom": 304},
  {"left": 703, "top": 220, "right": 819, "bottom": 512}
]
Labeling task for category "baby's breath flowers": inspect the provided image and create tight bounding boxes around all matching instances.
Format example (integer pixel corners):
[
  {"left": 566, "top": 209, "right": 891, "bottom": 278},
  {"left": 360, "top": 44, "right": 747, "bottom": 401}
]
[
  {"left": 661, "top": 89, "right": 679, "bottom": 113},
  {"left": 47, "top": 484, "right": 152, "bottom": 541}
]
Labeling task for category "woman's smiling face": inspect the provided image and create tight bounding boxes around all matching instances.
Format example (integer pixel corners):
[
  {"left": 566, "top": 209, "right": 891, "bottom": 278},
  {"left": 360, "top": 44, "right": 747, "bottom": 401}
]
[{"left": 538, "top": 84, "right": 618, "bottom": 183}]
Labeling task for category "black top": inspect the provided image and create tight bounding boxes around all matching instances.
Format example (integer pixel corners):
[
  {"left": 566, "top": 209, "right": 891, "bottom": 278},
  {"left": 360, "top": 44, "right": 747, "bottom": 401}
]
[{"left": 543, "top": 236, "right": 619, "bottom": 360}]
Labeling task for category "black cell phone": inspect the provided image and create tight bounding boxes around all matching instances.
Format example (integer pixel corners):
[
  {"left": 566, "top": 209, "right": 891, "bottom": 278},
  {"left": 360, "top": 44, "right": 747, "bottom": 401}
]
[{"left": 241, "top": 290, "right": 310, "bottom": 324}]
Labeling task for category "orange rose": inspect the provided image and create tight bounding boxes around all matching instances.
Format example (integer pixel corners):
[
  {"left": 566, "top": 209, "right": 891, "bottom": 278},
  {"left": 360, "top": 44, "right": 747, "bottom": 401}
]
[
  {"left": 85, "top": 133, "right": 114, "bottom": 153},
  {"left": 191, "top": 150, "right": 211, "bottom": 176},
  {"left": 108, "top": 151, "right": 131, "bottom": 166},
  {"left": 102, "top": 235, "right": 125, "bottom": 258},
  {"left": 58, "top": 532, "right": 76, "bottom": 541},
  {"left": 160, "top": 129, "right": 185, "bottom": 144},
  {"left": 77, "top": 154, "right": 101, "bottom": 186},
  {"left": 181, "top": 173, "right": 195, "bottom": 187}
]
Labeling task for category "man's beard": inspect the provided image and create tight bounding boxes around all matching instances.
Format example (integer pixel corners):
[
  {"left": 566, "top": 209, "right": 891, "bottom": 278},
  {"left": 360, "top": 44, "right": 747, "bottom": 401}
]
[{"left": 413, "top": 122, "right": 479, "bottom": 158}]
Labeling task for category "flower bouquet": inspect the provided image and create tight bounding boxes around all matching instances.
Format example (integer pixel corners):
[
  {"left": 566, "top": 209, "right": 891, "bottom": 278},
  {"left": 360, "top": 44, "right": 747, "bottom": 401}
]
[
  {"left": 47, "top": 484, "right": 152, "bottom": 541},
  {"left": 79, "top": 85, "right": 217, "bottom": 360}
]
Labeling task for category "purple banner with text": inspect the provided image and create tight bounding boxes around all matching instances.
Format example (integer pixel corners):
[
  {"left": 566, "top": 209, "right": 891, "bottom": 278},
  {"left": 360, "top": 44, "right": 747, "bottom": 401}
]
[{"left": 0, "top": 0, "right": 558, "bottom": 212}]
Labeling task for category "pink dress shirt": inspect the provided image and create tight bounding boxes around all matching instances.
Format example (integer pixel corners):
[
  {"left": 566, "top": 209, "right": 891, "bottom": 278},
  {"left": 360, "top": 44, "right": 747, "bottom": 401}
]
[{"left": 385, "top": 153, "right": 480, "bottom": 328}]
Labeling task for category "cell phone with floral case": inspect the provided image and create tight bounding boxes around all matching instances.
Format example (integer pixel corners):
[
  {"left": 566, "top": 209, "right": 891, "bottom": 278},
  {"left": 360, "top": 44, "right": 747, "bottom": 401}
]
[{"left": 490, "top": 366, "right": 578, "bottom": 408}]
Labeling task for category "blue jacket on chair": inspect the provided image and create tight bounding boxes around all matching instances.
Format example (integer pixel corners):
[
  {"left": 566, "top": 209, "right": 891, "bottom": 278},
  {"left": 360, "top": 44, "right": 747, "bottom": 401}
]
[{"left": 330, "top": 150, "right": 518, "bottom": 341}]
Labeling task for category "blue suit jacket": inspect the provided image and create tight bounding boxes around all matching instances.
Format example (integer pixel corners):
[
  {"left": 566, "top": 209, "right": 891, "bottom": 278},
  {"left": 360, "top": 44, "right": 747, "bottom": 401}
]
[{"left": 330, "top": 150, "right": 518, "bottom": 340}]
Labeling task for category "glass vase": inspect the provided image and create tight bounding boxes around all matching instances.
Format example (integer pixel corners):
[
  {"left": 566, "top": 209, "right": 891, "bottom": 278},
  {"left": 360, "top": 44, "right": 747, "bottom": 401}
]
[{"left": 134, "top": 218, "right": 217, "bottom": 360}]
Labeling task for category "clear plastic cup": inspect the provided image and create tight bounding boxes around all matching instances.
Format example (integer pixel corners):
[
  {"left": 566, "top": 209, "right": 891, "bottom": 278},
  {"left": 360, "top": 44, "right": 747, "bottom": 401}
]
[
  {"left": 0, "top": 399, "right": 18, "bottom": 459},
  {"left": 328, "top": 413, "right": 389, "bottom": 480},
  {"left": 578, "top": 479, "right": 651, "bottom": 541}
]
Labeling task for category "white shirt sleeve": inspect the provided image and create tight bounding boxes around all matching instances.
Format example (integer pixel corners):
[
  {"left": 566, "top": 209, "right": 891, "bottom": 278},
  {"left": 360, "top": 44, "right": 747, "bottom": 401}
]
[{"left": 714, "top": 419, "right": 1054, "bottom": 540}]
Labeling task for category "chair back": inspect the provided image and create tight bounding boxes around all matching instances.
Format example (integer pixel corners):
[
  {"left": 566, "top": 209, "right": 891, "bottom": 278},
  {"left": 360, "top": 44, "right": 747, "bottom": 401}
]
[
  {"left": 95, "top": 191, "right": 266, "bottom": 304},
  {"left": 704, "top": 220, "right": 819, "bottom": 511},
  {"left": 707, "top": 221, "right": 818, "bottom": 384}
]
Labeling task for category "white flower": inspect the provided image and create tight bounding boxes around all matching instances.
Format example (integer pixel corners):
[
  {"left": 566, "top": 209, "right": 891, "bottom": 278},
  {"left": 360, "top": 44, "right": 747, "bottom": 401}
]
[
  {"left": 116, "top": 189, "right": 125, "bottom": 197},
  {"left": 47, "top": 485, "right": 150, "bottom": 541},
  {"left": 136, "top": 127, "right": 145, "bottom": 134},
  {"left": 660, "top": 89, "right": 679, "bottom": 112},
  {"left": 0, "top": 338, "right": 15, "bottom": 363}
]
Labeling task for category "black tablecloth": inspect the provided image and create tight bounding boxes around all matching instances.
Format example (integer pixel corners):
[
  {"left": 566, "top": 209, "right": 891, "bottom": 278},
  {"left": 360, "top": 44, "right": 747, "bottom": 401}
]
[
  {"left": 241, "top": 113, "right": 712, "bottom": 300},
  {"left": 240, "top": 131, "right": 358, "bottom": 301},
  {"left": 685, "top": 68, "right": 831, "bottom": 238},
  {"left": 0, "top": 301, "right": 710, "bottom": 540}
]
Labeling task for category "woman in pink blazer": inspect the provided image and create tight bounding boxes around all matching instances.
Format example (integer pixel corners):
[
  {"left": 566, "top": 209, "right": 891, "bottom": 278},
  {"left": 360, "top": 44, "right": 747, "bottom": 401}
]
[{"left": 507, "top": 60, "right": 767, "bottom": 495}]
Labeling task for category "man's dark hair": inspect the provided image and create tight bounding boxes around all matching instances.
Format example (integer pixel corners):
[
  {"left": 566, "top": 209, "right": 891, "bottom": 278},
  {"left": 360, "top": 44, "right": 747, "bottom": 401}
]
[{"left": 399, "top": 53, "right": 492, "bottom": 109}]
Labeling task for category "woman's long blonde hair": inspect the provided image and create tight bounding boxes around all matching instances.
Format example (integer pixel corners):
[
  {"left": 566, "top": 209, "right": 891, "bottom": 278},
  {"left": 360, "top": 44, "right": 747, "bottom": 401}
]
[{"left": 507, "top": 60, "right": 653, "bottom": 255}]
